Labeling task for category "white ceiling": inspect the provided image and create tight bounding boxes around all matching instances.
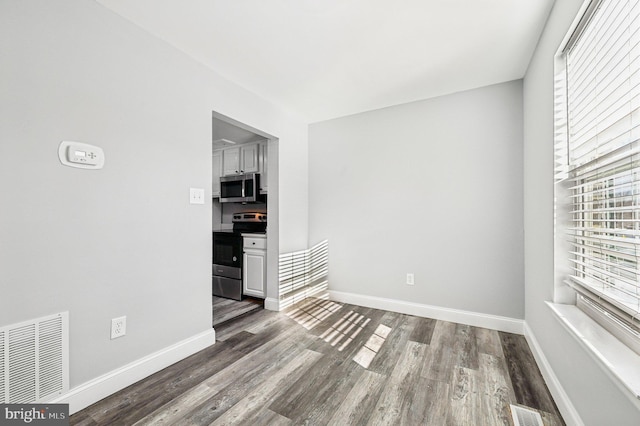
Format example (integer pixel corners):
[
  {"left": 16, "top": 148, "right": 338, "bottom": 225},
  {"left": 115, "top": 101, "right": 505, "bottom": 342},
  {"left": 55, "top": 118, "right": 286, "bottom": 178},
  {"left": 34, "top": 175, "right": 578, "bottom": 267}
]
[
  {"left": 212, "top": 117, "right": 264, "bottom": 147},
  {"left": 97, "top": 0, "right": 554, "bottom": 123}
]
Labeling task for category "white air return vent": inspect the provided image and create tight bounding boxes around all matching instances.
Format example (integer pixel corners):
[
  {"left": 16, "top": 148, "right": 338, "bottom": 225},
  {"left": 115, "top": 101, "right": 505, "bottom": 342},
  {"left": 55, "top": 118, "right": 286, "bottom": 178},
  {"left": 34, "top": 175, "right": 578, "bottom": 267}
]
[
  {"left": 510, "top": 404, "right": 544, "bottom": 426},
  {"left": 0, "top": 312, "right": 69, "bottom": 403}
]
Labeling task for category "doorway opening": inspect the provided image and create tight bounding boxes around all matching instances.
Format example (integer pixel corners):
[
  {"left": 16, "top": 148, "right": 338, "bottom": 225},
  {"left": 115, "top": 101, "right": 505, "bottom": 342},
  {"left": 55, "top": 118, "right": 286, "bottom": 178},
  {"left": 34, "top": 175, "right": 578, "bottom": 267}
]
[{"left": 211, "top": 112, "right": 279, "bottom": 327}]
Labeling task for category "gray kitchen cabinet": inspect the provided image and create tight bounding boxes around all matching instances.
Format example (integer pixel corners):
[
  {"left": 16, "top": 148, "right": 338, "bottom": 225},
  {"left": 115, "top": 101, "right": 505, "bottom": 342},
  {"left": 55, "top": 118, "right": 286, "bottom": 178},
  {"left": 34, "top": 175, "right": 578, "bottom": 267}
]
[
  {"left": 241, "top": 143, "right": 259, "bottom": 174},
  {"left": 222, "top": 143, "right": 259, "bottom": 176},
  {"left": 222, "top": 147, "right": 240, "bottom": 176}
]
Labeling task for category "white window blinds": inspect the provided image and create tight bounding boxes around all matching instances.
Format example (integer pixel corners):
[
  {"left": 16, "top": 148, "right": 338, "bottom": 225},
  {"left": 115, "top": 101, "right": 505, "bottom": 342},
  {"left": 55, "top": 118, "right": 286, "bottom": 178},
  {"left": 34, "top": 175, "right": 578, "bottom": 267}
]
[{"left": 563, "top": 0, "right": 640, "bottom": 337}]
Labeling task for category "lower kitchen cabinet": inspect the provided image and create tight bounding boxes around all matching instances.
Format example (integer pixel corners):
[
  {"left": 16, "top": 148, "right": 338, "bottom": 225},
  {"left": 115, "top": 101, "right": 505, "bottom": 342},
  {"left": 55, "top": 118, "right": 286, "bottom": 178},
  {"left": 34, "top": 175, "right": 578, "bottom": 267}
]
[{"left": 243, "top": 235, "right": 266, "bottom": 298}]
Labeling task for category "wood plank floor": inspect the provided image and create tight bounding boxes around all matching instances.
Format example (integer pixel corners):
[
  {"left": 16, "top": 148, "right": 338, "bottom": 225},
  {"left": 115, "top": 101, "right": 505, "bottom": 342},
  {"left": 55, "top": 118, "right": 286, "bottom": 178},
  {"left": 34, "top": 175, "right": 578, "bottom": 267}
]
[
  {"left": 71, "top": 298, "right": 564, "bottom": 425},
  {"left": 212, "top": 296, "right": 263, "bottom": 326}
]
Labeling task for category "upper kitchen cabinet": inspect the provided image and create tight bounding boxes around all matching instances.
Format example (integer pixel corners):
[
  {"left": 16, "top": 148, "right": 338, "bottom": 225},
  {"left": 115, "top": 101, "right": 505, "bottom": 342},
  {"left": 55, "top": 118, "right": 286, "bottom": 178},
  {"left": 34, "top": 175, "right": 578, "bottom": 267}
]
[
  {"left": 222, "top": 147, "right": 240, "bottom": 176},
  {"left": 212, "top": 150, "right": 222, "bottom": 198},
  {"left": 222, "top": 143, "right": 259, "bottom": 176},
  {"left": 241, "top": 143, "right": 259, "bottom": 174}
]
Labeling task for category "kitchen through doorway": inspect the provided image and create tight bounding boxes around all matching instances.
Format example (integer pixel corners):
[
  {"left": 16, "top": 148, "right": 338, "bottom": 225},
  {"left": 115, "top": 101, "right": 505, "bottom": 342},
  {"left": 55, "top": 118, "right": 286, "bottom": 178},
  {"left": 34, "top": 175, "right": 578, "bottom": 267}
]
[{"left": 211, "top": 112, "right": 278, "bottom": 326}]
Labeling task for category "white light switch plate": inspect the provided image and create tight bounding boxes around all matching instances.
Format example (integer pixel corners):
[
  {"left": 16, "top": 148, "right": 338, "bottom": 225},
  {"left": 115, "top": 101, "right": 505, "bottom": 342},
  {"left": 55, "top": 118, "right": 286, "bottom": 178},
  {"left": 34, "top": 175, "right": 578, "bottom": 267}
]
[{"left": 190, "top": 187, "right": 205, "bottom": 204}]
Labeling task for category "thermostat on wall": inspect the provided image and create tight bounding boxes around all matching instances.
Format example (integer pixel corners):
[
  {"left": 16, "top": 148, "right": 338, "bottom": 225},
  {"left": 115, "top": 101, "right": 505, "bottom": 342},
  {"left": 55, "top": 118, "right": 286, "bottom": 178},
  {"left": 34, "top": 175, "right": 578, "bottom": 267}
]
[{"left": 58, "top": 141, "right": 105, "bottom": 169}]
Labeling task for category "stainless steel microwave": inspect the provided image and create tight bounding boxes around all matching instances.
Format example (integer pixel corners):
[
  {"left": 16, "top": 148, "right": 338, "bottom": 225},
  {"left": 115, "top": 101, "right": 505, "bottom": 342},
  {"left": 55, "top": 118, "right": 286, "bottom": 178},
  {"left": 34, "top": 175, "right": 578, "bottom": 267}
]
[{"left": 220, "top": 173, "right": 261, "bottom": 203}]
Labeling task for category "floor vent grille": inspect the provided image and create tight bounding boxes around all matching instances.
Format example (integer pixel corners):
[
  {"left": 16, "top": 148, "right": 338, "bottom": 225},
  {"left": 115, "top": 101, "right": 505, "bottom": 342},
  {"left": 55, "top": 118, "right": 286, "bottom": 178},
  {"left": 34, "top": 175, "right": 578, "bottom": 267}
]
[
  {"left": 0, "top": 312, "right": 69, "bottom": 403},
  {"left": 510, "top": 405, "right": 544, "bottom": 426}
]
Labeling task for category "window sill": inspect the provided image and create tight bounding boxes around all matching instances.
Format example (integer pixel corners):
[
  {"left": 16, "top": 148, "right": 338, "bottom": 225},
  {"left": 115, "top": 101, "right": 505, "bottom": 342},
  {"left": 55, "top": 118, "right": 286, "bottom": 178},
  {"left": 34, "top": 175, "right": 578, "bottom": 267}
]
[{"left": 546, "top": 302, "right": 640, "bottom": 406}]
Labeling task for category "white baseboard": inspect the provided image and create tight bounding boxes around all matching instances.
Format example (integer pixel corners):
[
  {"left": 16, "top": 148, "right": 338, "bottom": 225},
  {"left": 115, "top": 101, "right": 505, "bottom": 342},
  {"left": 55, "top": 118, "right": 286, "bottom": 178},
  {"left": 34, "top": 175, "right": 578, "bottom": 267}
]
[
  {"left": 524, "top": 323, "right": 583, "bottom": 426},
  {"left": 264, "top": 297, "right": 280, "bottom": 311},
  {"left": 53, "top": 328, "right": 216, "bottom": 415},
  {"left": 328, "top": 290, "right": 524, "bottom": 334}
]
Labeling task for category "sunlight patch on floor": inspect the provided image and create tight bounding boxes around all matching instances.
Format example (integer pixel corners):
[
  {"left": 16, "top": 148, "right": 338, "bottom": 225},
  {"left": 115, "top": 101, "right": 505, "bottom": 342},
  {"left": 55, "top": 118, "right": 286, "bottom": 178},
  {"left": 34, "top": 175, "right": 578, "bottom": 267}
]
[
  {"left": 353, "top": 324, "right": 392, "bottom": 368},
  {"left": 285, "top": 298, "right": 341, "bottom": 330},
  {"left": 320, "top": 310, "right": 371, "bottom": 351}
]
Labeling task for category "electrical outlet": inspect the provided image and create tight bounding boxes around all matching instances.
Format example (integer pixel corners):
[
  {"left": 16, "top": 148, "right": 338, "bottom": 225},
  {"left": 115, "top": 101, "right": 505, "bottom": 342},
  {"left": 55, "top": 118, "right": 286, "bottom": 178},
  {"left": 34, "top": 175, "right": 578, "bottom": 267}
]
[
  {"left": 111, "top": 316, "right": 126, "bottom": 339},
  {"left": 406, "top": 273, "right": 414, "bottom": 285},
  {"left": 189, "top": 187, "right": 205, "bottom": 204}
]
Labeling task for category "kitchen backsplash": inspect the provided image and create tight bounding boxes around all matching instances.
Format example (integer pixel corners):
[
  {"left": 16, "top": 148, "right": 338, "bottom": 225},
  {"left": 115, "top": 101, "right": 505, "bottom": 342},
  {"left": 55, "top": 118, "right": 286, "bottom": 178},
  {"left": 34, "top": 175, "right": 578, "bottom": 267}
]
[{"left": 212, "top": 197, "right": 267, "bottom": 230}]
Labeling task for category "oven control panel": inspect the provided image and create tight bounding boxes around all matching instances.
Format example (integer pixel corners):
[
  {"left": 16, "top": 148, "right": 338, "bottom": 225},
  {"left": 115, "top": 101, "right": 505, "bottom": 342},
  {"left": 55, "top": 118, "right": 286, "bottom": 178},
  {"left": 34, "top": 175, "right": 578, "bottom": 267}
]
[{"left": 232, "top": 212, "right": 267, "bottom": 223}]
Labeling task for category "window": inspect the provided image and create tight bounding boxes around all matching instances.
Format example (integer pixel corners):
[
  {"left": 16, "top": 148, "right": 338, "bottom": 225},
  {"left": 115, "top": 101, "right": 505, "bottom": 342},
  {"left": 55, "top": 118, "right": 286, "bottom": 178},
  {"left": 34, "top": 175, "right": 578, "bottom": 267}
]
[{"left": 555, "top": 0, "right": 640, "bottom": 354}]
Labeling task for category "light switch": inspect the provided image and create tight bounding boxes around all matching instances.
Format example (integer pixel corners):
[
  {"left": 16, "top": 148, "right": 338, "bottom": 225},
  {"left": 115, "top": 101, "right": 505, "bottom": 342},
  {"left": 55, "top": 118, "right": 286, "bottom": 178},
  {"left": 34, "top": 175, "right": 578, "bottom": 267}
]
[{"left": 190, "top": 188, "right": 205, "bottom": 204}]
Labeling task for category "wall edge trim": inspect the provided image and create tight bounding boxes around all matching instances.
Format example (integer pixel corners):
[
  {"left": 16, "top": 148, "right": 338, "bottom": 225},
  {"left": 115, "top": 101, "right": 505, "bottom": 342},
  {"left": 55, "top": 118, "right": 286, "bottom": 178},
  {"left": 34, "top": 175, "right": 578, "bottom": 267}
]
[
  {"left": 53, "top": 328, "right": 216, "bottom": 415},
  {"left": 264, "top": 297, "right": 280, "bottom": 311},
  {"left": 524, "top": 322, "right": 584, "bottom": 426},
  {"left": 328, "top": 290, "right": 524, "bottom": 334}
]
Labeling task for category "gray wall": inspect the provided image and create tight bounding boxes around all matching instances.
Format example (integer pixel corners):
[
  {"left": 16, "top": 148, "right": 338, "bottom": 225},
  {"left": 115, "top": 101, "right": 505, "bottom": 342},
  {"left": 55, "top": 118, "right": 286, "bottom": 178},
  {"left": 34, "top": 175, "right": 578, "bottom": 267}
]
[
  {"left": 0, "top": 0, "right": 308, "bottom": 388},
  {"left": 271, "top": 114, "right": 309, "bottom": 254},
  {"left": 308, "top": 81, "right": 524, "bottom": 319},
  {"left": 523, "top": 0, "right": 640, "bottom": 424}
]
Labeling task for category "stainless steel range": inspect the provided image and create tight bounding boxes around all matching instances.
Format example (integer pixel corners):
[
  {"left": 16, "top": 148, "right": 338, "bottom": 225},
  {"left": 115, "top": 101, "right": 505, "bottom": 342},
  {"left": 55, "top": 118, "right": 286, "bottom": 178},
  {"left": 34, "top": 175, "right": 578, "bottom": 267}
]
[
  {"left": 212, "top": 212, "right": 266, "bottom": 300},
  {"left": 231, "top": 212, "right": 267, "bottom": 233}
]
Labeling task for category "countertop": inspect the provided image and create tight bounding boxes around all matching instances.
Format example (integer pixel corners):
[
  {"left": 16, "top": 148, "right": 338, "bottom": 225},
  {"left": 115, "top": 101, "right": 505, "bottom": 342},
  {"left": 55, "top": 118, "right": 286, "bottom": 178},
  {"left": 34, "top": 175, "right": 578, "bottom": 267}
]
[
  {"left": 241, "top": 232, "right": 266, "bottom": 238},
  {"left": 212, "top": 229, "right": 267, "bottom": 237}
]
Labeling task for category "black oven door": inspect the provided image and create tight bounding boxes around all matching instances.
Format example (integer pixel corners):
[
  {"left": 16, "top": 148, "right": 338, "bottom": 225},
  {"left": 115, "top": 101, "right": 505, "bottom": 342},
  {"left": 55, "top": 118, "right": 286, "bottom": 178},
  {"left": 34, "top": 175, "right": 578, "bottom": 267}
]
[{"left": 213, "top": 232, "right": 242, "bottom": 269}]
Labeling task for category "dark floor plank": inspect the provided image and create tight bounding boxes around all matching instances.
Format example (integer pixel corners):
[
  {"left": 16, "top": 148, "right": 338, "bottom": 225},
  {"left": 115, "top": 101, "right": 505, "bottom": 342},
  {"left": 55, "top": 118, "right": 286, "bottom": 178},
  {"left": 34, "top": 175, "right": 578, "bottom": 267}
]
[
  {"left": 327, "top": 369, "right": 387, "bottom": 425},
  {"left": 241, "top": 407, "right": 292, "bottom": 426},
  {"left": 446, "top": 366, "right": 482, "bottom": 426},
  {"left": 68, "top": 411, "right": 97, "bottom": 426},
  {"left": 287, "top": 362, "right": 366, "bottom": 425},
  {"left": 539, "top": 407, "right": 566, "bottom": 426},
  {"left": 478, "top": 352, "right": 516, "bottom": 426},
  {"left": 411, "top": 377, "right": 450, "bottom": 425},
  {"left": 476, "top": 327, "right": 505, "bottom": 358},
  {"left": 367, "top": 340, "right": 428, "bottom": 425},
  {"left": 453, "top": 323, "right": 480, "bottom": 370},
  {"left": 499, "top": 332, "right": 563, "bottom": 419},
  {"left": 421, "top": 320, "right": 457, "bottom": 382},
  {"left": 409, "top": 316, "right": 437, "bottom": 344},
  {"left": 267, "top": 347, "right": 364, "bottom": 421},
  {"left": 205, "top": 349, "right": 322, "bottom": 425}
]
